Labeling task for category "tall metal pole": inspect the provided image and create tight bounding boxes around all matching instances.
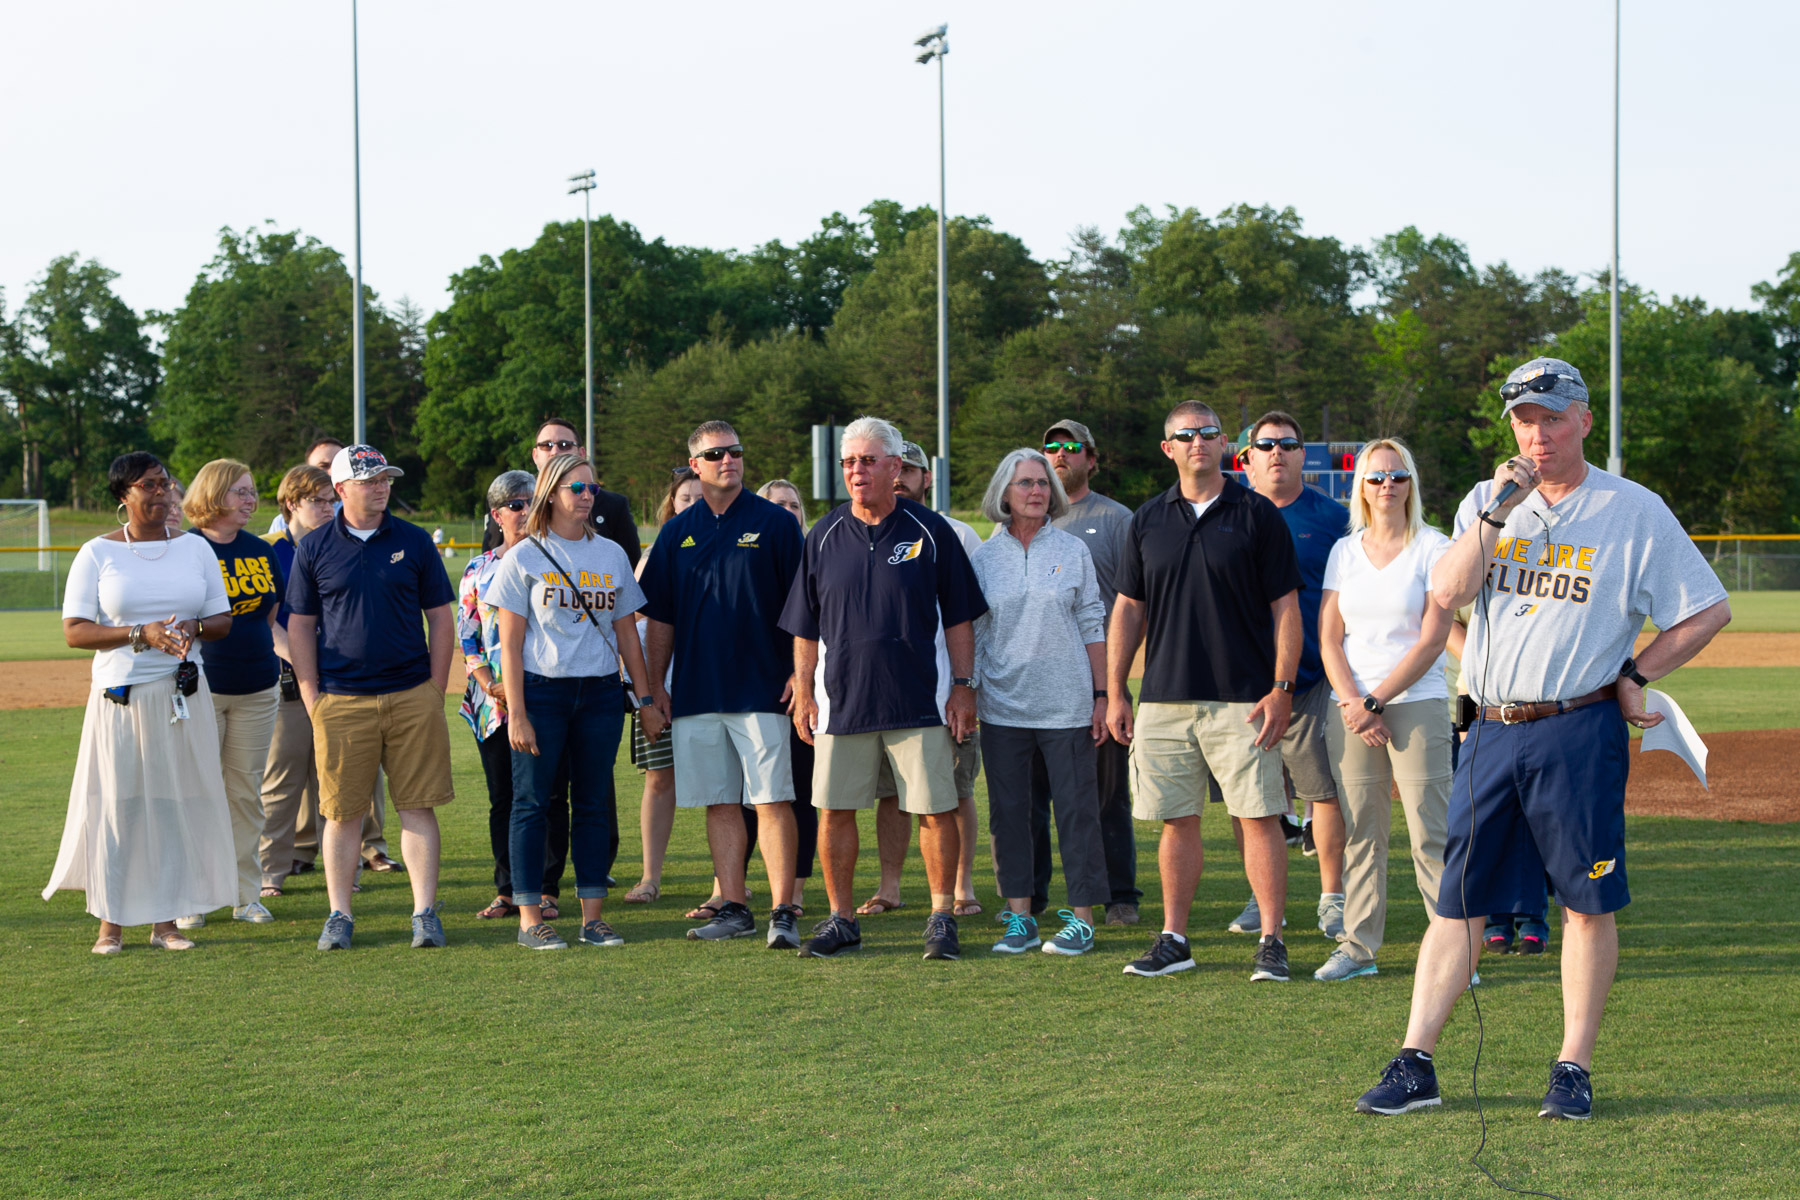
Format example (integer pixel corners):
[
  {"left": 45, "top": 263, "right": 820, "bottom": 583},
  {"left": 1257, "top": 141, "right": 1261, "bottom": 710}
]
[
  {"left": 351, "top": 0, "right": 366, "bottom": 445},
  {"left": 1608, "top": 0, "right": 1623, "bottom": 477},
  {"left": 569, "top": 170, "right": 597, "bottom": 454},
  {"left": 934, "top": 48, "right": 949, "bottom": 513}
]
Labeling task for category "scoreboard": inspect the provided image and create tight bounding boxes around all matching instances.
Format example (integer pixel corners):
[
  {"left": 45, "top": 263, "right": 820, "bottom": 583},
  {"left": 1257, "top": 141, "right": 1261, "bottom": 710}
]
[{"left": 1227, "top": 441, "right": 1365, "bottom": 502}]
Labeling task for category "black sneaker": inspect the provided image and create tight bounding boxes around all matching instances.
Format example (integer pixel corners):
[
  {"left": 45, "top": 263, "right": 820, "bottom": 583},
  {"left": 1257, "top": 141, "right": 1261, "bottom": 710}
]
[
  {"left": 1122, "top": 932, "right": 1195, "bottom": 977},
  {"left": 797, "top": 914, "right": 861, "bottom": 958},
  {"left": 766, "top": 904, "right": 802, "bottom": 950},
  {"left": 1250, "top": 934, "right": 1290, "bottom": 982},
  {"left": 1301, "top": 819, "right": 1317, "bottom": 857},
  {"left": 1518, "top": 917, "right": 1550, "bottom": 955},
  {"left": 1356, "top": 1053, "right": 1442, "bottom": 1115},
  {"left": 922, "top": 911, "right": 961, "bottom": 960},
  {"left": 1539, "top": 1060, "right": 1593, "bottom": 1120},
  {"left": 687, "top": 900, "right": 756, "bottom": 941},
  {"left": 1484, "top": 919, "right": 1514, "bottom": 953},
  {"left": 1280, "top": 815, "right": 1305, "bottom": 847}
]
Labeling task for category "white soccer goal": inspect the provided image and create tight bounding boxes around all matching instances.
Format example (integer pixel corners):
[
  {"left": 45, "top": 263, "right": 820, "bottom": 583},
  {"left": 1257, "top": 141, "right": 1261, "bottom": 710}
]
[{"left": 0, "top": 499, "right": 51, "bottom": 570}]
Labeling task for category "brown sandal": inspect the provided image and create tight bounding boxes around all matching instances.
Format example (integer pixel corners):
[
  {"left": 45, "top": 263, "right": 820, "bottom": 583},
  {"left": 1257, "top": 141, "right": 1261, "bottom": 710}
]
[
  {"left": 260, "top": 885, "right": 283, "bottom": 899},
  {"left": 685, "top": 900, "right": 723, "bottom": 921},
  {"left": 476, "top": 896, "right": 518, "bottom": 920},
  {"left": 624, "top": 882, "right": 660, "bottom": 904},
  {"left": 855, "top": 895, "right": 905, "bottom": 915},
  {"left": 539, "top": 897, "right": 560, "bottom": 921}
]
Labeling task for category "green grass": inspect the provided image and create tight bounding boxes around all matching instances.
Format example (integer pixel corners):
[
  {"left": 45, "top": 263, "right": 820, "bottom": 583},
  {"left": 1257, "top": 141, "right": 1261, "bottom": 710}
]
[
  {"left": 2, "top": 697, "right": 1798, "bottom": 1198},
  {"left": 1697, "top": 590, "right": 1800, "bottom": 633}
]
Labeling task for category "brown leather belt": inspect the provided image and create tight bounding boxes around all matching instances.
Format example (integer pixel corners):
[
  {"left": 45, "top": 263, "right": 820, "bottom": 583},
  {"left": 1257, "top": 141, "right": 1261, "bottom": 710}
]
[{"left": 1478, "top": 683, "right": 1618, "bottom": 726}]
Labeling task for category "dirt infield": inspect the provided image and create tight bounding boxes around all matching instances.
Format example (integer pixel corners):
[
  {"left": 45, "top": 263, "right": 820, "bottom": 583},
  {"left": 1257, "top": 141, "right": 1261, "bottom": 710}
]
[
  {"left": 1626, "top": 729, "right": 1800, "bottom": 823},
  {"left": 7, "top": 658, "right": 471, "bottom": 711}
]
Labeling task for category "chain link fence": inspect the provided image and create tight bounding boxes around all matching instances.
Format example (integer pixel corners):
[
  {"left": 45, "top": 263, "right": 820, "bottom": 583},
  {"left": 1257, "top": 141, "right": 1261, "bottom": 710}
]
[{"left": 1694, "top": 537, "right": 1800, "bottom": 592}]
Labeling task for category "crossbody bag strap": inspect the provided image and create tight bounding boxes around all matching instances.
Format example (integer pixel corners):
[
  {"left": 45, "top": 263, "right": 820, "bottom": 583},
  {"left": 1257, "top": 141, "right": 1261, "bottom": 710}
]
[{"left": 528, "top": 535, "right": 603, "bottom": 630}]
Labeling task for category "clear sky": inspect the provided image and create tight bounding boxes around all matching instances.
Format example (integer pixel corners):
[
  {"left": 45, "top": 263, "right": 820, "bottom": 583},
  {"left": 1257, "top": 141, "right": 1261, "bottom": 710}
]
[{"left": 4, "top": 1, "right": 1796, "bottom": 325}]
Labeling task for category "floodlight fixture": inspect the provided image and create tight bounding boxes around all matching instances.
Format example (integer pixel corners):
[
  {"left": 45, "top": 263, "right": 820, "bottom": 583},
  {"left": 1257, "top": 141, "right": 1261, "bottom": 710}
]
[
  {"left": 568, "top": 169, "right": 596, "bottom": 182},
  {"left": 915, "top": 49, "right": 936, "bottom": 64},
  {"left": 914, "top": 24, "right": 946, "bottom": 47}
]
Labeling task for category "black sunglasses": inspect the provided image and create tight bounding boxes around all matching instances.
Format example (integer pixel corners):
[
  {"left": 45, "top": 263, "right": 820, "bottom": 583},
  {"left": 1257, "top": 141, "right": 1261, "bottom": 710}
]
[
  {"left": 497, "top": 498, "right": 529, "bottom": 513},
  {"left": 1498, "top": 373, "right": 1574, "bottom": 403},
  {"left": 1043, "top": 440, "right": 1086, "bottom": 454},
  {"left": 1252, "top": 437, "right": 1302, "bottom": 453},
  {"left": 1364, "top": 470, "right": 1412, "bottom": 484},
  {"left": 535, "top": 438, "right": 579, "bottom": 452},
  {"left": 696, "top": 445, "right": 745, "bottom": 463},
  {"left": 1167, "top": 426, "right": 1223, "bottom": 443}
]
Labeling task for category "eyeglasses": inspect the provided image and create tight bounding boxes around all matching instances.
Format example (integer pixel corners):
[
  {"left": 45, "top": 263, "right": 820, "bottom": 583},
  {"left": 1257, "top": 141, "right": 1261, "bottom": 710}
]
[
  {"left": 228, "top": 486, "right": 259, "bottom": 501},
  {"left": 1252, "top": 437, "right": 1302, "bottom": 453},
  {"left": 1364, "top": 470, "right": 1412, "bottom": 485},
  {"left": 695, "top": 445, "right": 745, "bottom": 463},
  {"left": 296, "top": 495, "right": 335, "bottom": 510},
  {"left": 562, "top": 481, "right": 604, "bottom": 496},
  {"left": 840, "top": 454, "right": 895, "bottom": 469},
  {"left": 130, "top": 478, "right": 174, "bottom": 495},
  {"left": 1043, "top": 441, "right": 1086, "bottom": 454},
  {"left": 1498, "top": 372, "right": 1574, "bottom": 403},
  {"left": 498, "top": 498, "right": 529, "bottom": 513},
  {"left": 535, "top": 439, "right": 579, "bottom": 453},
  {"left": 1167, "top": 426, "right": 1223, "bottom": 443},
  {"left": 1010, "top": 478, "right": 1053, "bottom": 491}
]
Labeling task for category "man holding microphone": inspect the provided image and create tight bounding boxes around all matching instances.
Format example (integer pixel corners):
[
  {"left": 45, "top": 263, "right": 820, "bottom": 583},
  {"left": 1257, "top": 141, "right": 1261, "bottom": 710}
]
[{"left": 1354, "top": 358, "right": 1730, "bottom": 1120}]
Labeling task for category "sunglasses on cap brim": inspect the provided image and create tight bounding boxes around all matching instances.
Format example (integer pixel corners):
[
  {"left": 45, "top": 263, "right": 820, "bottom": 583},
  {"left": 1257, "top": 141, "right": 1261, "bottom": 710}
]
[{"left": 1499, "top": 373, "right": 1575, "bottom": 403}]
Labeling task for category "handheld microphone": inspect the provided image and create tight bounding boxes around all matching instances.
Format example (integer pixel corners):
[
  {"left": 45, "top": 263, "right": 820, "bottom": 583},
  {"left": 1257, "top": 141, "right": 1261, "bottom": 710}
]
[{"left": 1478, "top": 479, "right": 1519, "bottom": 525}]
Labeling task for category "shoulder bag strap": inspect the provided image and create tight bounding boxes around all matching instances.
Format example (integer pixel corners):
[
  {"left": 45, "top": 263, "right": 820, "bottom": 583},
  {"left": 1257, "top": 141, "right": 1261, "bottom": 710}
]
[{"left": 528, "top": 535, "right": 603, "bottom": 630}]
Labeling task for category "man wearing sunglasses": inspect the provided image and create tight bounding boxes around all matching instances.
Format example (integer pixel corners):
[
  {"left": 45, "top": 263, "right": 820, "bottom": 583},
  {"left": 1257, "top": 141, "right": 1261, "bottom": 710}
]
[
  {"left": 1354, "top": 356, "right": 1730, "bottom": 1121},
  {"left": 639, "top": 421, "right": 806, "bottom": 948},
  {"left": 1106, "top": 402, "right": 1303, "bottom": 983},
  {"left": 1226, "top": 412, "right": 1352, "bottom": 945},
  {"left": 479, "top": 418, "right": 641, "bottom": 568}
]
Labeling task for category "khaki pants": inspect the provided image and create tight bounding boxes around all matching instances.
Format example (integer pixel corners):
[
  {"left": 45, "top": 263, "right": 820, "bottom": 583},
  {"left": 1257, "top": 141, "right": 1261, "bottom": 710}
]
[
  {"left": 1326, "top": 697, "right": 1452, "bottom": 964},
  {"left": 213, "top": 686, "right": 280, "bottom": 907},
  {"left": 259, "top": 694, "right": 387, "bottom": 888}
]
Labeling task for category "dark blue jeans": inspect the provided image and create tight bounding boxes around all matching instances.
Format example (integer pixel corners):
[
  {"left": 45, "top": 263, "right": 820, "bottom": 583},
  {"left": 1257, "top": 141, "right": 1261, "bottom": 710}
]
[{"left": 510, "top": 672, "right": 624, "bottom": 908}]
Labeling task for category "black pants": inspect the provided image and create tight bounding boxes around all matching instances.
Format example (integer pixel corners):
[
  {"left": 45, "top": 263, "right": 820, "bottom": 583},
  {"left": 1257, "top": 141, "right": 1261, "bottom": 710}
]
[
  {"left": 738, "top": 729, "right": 818, "bottom": 879},
  {"left": 477, "top": 728, "right": 570, "bottom": 898},
  {"left": 987, "top": 724, "right": 1110, "bottom": 909},
  {"left": 1030, "top": 734, "right": 1138, "bottom": 908}
]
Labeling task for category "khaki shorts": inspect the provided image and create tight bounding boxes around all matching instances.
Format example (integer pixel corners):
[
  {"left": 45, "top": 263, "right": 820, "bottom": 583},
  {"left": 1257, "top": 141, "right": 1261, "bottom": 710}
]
[
  {"left": 1280, "top": 682, "right": 1339, "bottom": 803},
  {"left": 311, "top": 681, "right": 454, "bottom": 821},
  {"left": 817, "top": 726, "right": 958, "bottom": 816},
  {"left": 1130, "top": 699, "right": 1285, "bottom": 821},
  {"left": 877, "top": 727, "right": 980, "bottom": 798},
  {"left": 672, "top": 712, "right": 795, "bottom": 807}
]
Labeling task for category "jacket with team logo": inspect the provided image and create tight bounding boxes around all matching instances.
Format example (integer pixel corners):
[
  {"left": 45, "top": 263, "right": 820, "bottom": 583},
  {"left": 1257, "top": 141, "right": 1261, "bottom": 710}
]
[{"left": 779, "top": 496, "right": 987, "bottom": 735}]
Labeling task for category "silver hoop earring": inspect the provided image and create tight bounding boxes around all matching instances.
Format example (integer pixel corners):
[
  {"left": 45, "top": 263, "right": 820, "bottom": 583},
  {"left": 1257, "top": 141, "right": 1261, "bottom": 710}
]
[{"left": 116, "top": 503, "right": 129, "bottom": 527}]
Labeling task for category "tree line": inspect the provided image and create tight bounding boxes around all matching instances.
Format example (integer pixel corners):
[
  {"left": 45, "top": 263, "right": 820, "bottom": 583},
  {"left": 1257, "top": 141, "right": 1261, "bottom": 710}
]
[{"left": 3, "top": 204, "right": 1797, "bottom": 531}]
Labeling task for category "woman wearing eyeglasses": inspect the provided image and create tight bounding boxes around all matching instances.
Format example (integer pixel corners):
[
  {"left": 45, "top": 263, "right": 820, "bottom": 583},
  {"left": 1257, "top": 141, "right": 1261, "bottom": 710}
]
[
  {"left": 46, "top": 452, "right": 236, "bottom": 953},
  {"left": 458, "top": 470, "right": 571, "bottom": 921},
  {"left": 179, "top": 459, "right": 287, "bottom": 930},
  {"left": 490, "top": 454, "right": 665, "bottom": 949},
  {"left": 1314, "top": 438, "right": 1454, "bottom": 982}
]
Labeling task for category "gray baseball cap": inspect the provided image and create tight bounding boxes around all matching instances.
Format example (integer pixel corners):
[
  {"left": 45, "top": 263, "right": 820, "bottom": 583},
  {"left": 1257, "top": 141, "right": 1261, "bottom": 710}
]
[
  {"left": 898, "top": 441, "right": 931, "bottom": 470},
  {"left": 1044, "top": 418, "right": 1096, "bottom": 452},
  {"left": 1501, "top": 357, "right": 1590, "bottom": 415}
]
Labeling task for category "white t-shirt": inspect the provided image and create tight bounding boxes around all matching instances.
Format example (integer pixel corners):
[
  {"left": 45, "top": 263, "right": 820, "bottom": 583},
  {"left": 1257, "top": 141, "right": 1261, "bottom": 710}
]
[
  {"left": 487, "top": 531, "right": 645, "bottom": 679},
  {"left": 1322, "top": 526, "right": 1453, "bottom": 704},
  {"left": 943, "top": 515, "right": 984, "bottom": 558},
  {"left": 62, "top": 535, "right": 230, "bottom": 686}
]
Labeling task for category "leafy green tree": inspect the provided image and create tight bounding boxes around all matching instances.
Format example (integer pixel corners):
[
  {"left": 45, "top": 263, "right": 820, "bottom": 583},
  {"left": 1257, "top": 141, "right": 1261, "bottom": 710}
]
[
  {"left": 0, "top": 256, "right": 158, "bottom": 507},
  {"left": 1751, "top": 250, "right": 1800, "bottom": 391}
]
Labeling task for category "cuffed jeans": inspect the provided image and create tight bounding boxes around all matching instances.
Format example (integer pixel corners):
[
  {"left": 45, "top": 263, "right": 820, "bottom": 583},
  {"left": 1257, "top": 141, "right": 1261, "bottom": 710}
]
[
  {"left": 509, "top": 673, "right": 624, "bottom": 908},
  {"left": 477, "top": 727, "right": 571, "bottom": 897},
  {"left": 985, "top": 723, "right": 1110, "bottom": 909}
]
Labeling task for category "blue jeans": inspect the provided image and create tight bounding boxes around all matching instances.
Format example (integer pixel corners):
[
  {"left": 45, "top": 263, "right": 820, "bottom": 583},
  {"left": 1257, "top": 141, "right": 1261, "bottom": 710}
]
[{"left": 509, "top": 672, "right": 624, "bottom": 907}]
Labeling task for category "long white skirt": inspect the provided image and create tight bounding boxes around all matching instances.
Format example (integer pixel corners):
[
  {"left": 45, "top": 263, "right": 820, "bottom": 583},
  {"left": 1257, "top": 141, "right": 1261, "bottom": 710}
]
[{"left": 42, "top": 674, "right": 237, "bottom": 926}]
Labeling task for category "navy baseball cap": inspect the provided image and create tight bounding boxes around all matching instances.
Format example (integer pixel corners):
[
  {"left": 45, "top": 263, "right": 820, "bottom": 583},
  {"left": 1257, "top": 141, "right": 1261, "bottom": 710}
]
[{"left": 1501, "top": 357, "right": 1590, "bottom": 415}]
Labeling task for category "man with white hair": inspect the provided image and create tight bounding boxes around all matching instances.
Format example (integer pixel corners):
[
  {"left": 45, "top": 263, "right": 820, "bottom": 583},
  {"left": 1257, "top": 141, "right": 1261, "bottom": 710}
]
[{"left": 781, "top": 417, "right": 987, "bottom": 960}]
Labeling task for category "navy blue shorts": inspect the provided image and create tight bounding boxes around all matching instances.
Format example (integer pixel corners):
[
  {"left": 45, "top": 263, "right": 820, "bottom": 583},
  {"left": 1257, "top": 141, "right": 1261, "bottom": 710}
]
[{"left": 1437, "top": 700, "right": 1630, "bottom": 918}]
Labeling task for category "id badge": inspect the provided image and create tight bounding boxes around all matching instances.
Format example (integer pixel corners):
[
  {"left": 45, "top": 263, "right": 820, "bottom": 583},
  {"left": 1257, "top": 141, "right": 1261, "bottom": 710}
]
[{"left": 170, "top": 691, "right": 191, "bottom": 723}]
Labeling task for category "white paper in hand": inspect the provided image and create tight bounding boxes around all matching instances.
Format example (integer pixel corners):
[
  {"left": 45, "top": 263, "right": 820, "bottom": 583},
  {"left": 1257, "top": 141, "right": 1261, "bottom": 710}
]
[{"left": 1639, "top": 689, "right": 1708, "bottom": 788}]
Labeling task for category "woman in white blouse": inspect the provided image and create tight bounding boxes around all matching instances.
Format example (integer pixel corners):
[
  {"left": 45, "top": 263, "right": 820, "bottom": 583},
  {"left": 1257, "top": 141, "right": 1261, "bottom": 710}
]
[
  {"left": 1315, "top": 438, "right": 1454, "bottom": 982},
  {"left": 45, "top": 452, "right": 237, "bottom": 953}
]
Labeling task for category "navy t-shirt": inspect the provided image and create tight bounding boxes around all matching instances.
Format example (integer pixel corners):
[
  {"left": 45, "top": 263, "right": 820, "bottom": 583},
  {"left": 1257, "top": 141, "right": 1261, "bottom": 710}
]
[
  {"left": 192, "top": 529, "right": 286, "bottom": 695},
  {"left": 285, "top": 512, "right": 455, "bottom": 696},
  {"left": 268, "top": 531, "right": 297, "bottom": 628},
  {"left": 1273, "top": 485, "right": 1350, "bottom": 693},
  {"left": 779, "top": 497, "right": 988, "bottom": 735},
  {"left": 1116, "top": 477, "right": 1303, "bottom": 704},
  {"left": 639, "top": 489, "right": 804, "bottom": 719}
]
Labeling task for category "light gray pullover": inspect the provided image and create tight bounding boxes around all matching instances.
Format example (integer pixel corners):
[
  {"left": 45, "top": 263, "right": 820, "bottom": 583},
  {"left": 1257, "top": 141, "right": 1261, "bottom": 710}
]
[{"left": 970, "top": 521, "right": 1105, "bottom": 729}]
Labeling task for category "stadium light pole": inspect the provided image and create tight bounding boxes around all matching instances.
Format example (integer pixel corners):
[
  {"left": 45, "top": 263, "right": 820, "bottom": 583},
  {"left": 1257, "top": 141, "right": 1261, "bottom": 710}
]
[
  {"left": 350, "top": 0, "right": 366, "bottom": 444},
  {"left": 916, "top": 24, "right": 950, "bottom": 512},
  {"left": 569, "top": 170, "right": 597, "bottom": 453},
  {"left": 1608, "top": 0, "right": 1623, "bottom": 477}
]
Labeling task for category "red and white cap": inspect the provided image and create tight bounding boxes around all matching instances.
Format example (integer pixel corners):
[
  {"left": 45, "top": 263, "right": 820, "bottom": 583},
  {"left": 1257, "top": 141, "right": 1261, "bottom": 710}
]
[{"left": 329, "top": 444, "right": 405, "bottom": 485}]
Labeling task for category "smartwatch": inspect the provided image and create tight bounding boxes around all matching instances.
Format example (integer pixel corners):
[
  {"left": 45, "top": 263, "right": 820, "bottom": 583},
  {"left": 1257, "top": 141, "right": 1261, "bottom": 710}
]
[
  {"left": 1619, "top": 657, "right": 1649, "bottom": 688},
  {"left": 1272, "top": 680, "right": 1293, "bottom": 693},
  {"left": 638, "top": 694, "right": 655, "bottom": 709},
  {"left": 1092, "top": 689, "right": 1108, "bottom": 700},
  {"left": 1362, "top": 694, "right": 1385, "bottom": 715}
]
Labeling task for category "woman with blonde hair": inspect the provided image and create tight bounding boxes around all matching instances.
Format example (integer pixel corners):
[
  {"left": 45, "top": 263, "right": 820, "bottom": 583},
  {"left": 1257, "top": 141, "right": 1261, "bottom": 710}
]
[
  {"left": 1314, "top": 437, "right": 1454, "bottom": 981},
  {"left": 490, "top": 454, "right": 666, "bottom": 949},
  {"left": 178, "top": 459, "right": 287, "bottom": 929}
]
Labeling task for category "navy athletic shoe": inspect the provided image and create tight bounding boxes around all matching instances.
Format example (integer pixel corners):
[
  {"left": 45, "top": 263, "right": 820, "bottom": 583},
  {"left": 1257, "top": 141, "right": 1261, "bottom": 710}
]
[
  {"left": 1123, "top": 932, "right": 1195, "bottom": 977},
  {"left": 1483, "top": 919, "right": 1514, "bottom": 953},
  {"left": 1356, "top": 1053, "right": 1442, "bottom": 1116},
  {"left": 798, "top": 914, "right": 861, "bottom": 958},
  {"left": 922, "top": 911, "right": 961, "bottom": 960},
  {"left": 1539, "top": 1060, "right": 1593, "bottom": 1120}
]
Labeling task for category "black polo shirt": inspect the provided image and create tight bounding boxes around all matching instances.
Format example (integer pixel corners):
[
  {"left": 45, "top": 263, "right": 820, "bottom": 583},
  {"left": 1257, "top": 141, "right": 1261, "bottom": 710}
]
[
  {"left": 286, "top": 512, "right": 456, "bottom": 695},
  {"left": 1116, "top": 476, "right": 1301, "bottom": 704},
  {"left": 638, "top": 489, "right": 804, "bottom": 719}
]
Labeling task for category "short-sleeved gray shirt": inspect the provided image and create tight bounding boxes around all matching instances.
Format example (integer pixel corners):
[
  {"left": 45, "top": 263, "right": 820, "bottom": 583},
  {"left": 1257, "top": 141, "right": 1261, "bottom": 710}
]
[
  {"left": 1455, "top": 465, "right": 1726, "bottom": 705},
  {"left": 488, "top": 531, "right": 645, "bottom": 679},
  {"left": 1054, "top": 489, "right": 1133, "bottom": 620}
]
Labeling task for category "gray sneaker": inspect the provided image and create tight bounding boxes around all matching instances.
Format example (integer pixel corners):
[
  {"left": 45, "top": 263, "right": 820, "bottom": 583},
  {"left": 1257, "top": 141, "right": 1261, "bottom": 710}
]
[
  {"left": 766, "top": 904, "right": 801, "bottom": 950},
  {"left": 1104, "top": 902, "right": 1139, "bottom": 926},
  {"left": 317, "top": 910, "right": 353, "bottom": 951},
  {"left": 990, "top": 911, "right": 1040, "bottom": 953},
  {"left": 688, "top": 900, "right": 756, "bottom": 941},
  {"left": 1227, "top": 897, "right": 1285, "bottom": 934},
  {"left": 1317, "top": 893, "right": 1345, "bottom": 940},
  {"left": 411, "top": 904, "right": 446, "bottom": 948},
  {"left": 1314, "top": 948, "right": 1379, "bottom": 981},
  {"left": 578, "top": 919, "right": 624, "bottom": 947},
  {"left": 518, "top": 922, "right": 567, "bottom": 950},
  {"left": 1042, "top": 909, "right": 1095, "bottom": 956}
]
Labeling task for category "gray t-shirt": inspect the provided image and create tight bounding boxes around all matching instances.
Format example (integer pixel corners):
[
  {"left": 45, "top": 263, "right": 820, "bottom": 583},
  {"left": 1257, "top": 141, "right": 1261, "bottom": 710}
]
[
  {"left": 1054, "top": 489, "right": 1133, "bottom": 620},
  {"left": 488, "top": 531, "right": 645, "bottom": 679},
  {"left": 1455, "top": 465, "right": 1726, "bottom": 705}
]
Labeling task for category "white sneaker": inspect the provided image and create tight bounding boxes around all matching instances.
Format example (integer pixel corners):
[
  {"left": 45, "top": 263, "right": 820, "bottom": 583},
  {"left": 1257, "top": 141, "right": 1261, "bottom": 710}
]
[
  {"left": 234, "top": 901, "right": 274, "bottom": 924},
  {"left": 1317, "top": 892, "right": 1345, "bottom": 940},
  {"left": 1227, "top": 897, "right": 1286, "bottom": 934},
  {"left": 175, "top": 913, "right": 206, "bottom": 929}
]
